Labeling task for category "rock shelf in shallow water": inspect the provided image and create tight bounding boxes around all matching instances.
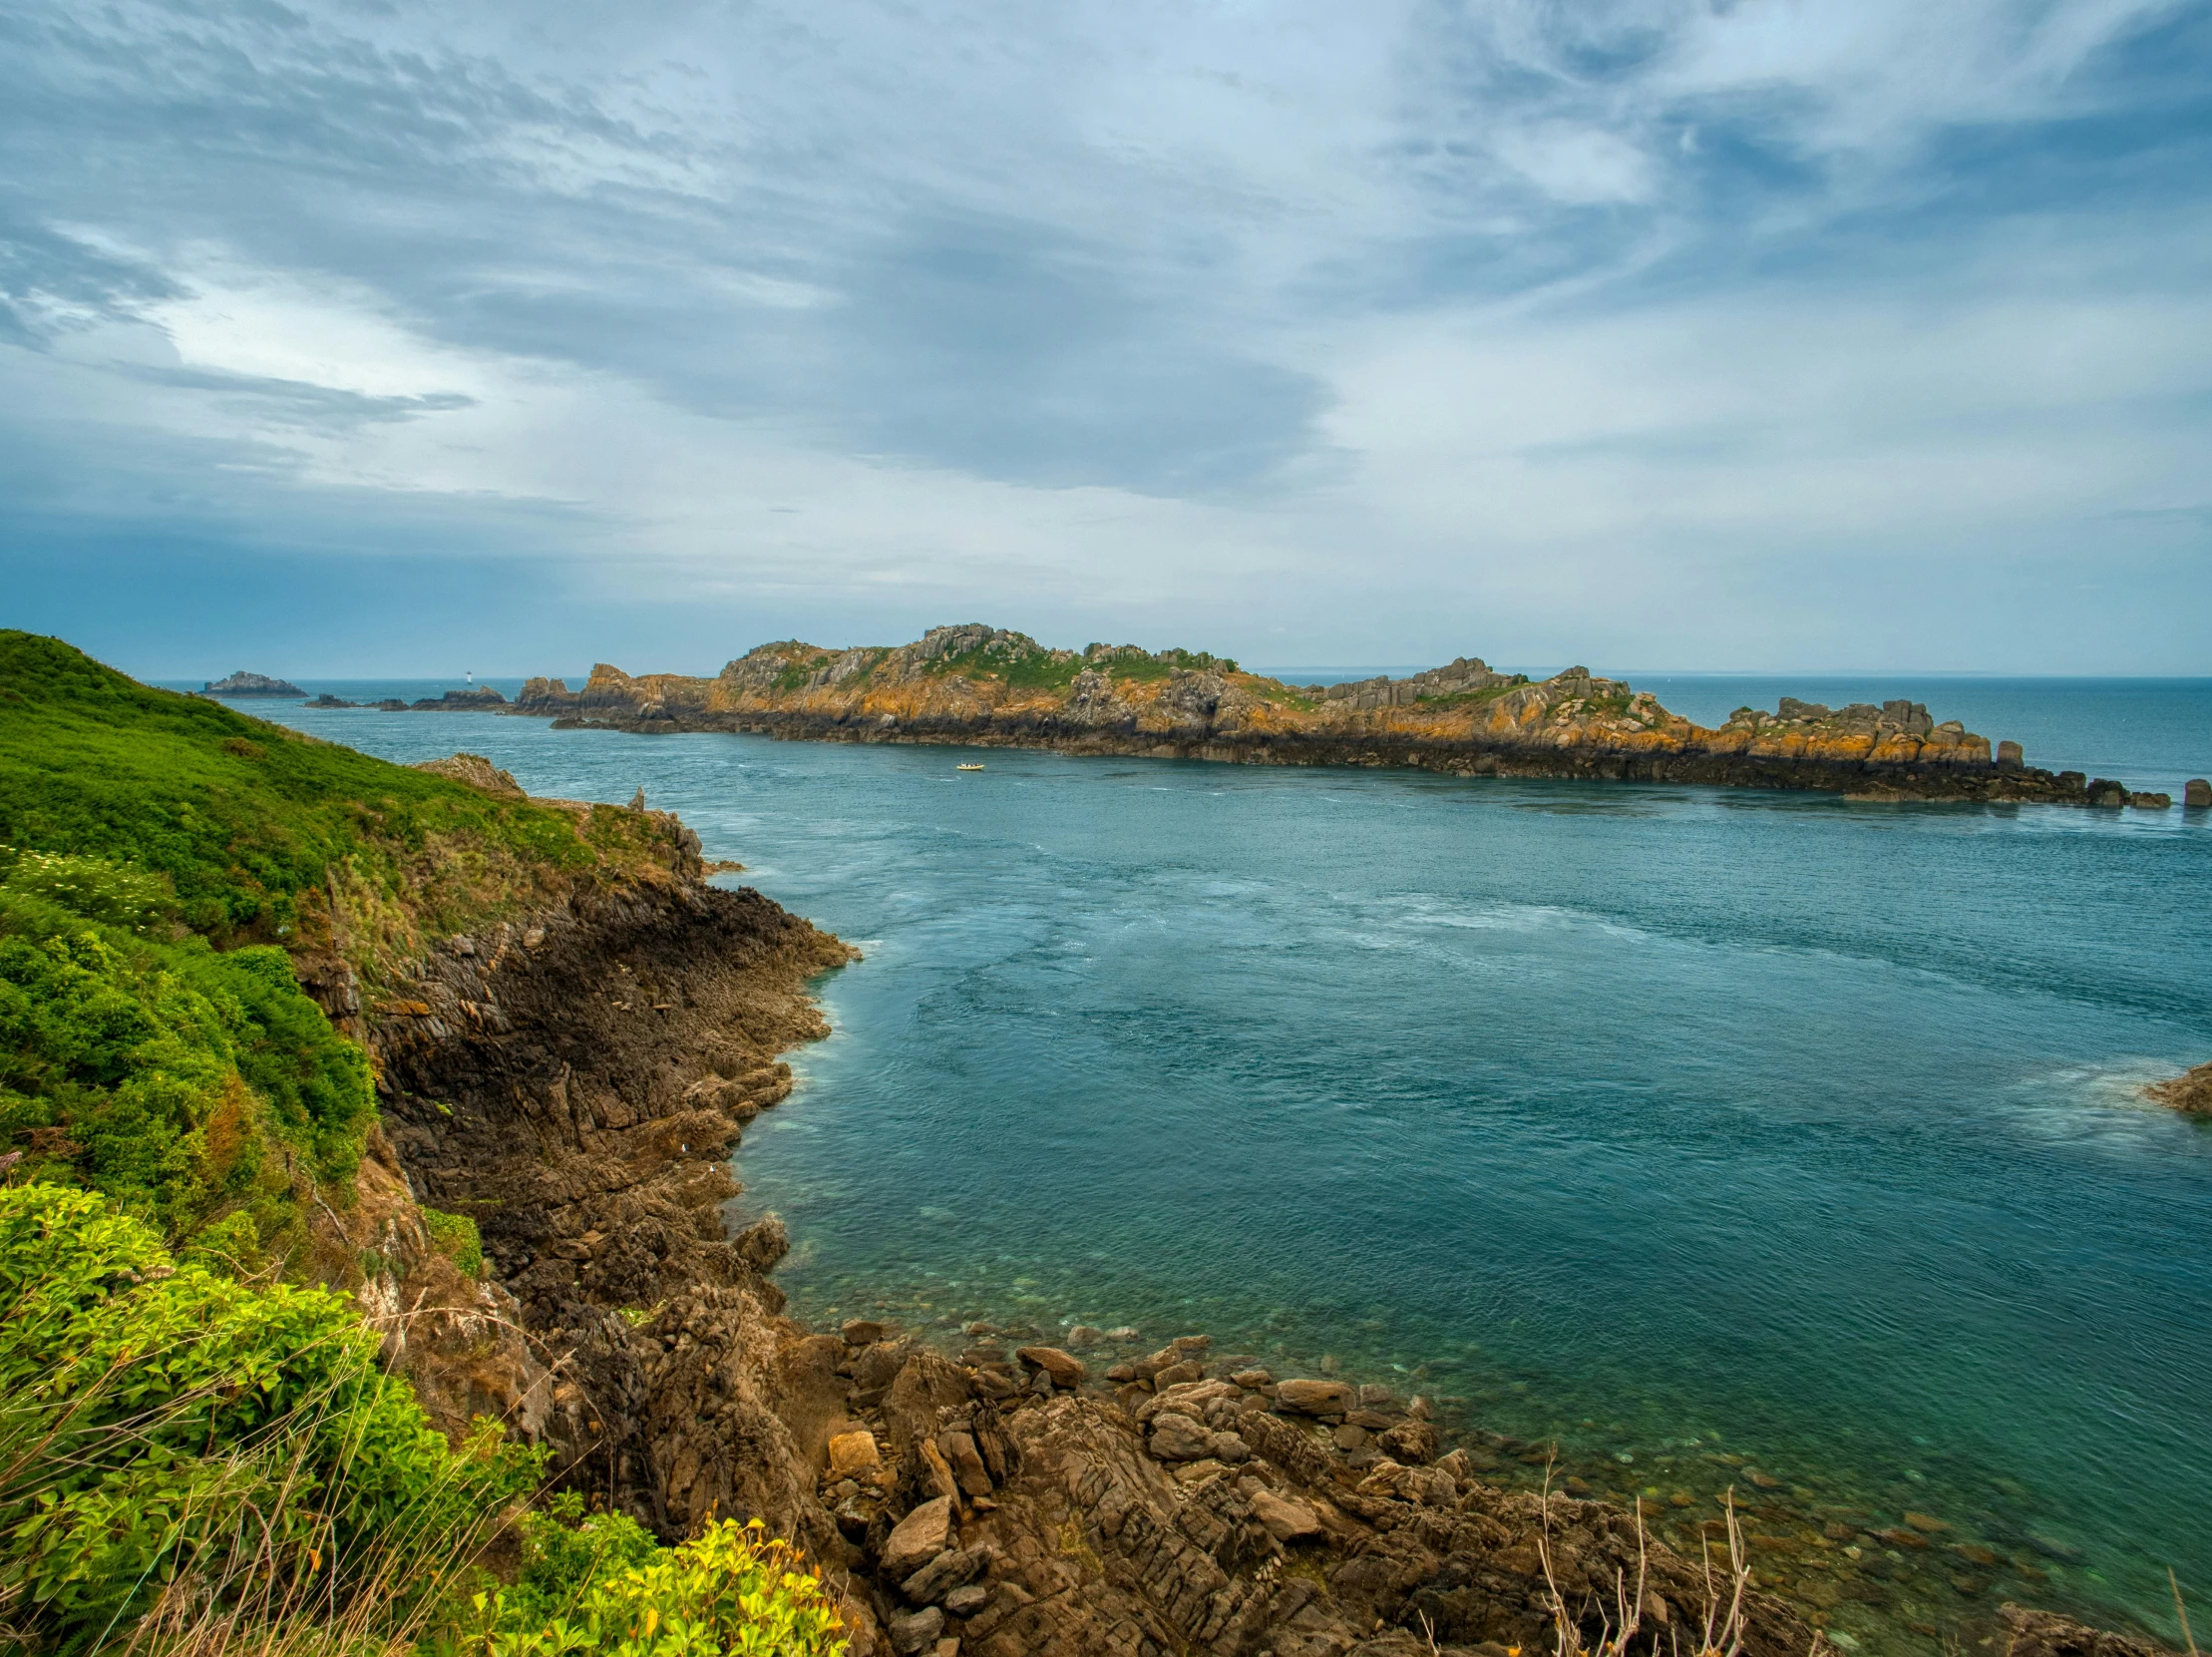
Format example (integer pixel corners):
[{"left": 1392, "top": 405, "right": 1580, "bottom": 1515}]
[{"left": 483, "top": 622, "right": 2161, "bottom": 805}]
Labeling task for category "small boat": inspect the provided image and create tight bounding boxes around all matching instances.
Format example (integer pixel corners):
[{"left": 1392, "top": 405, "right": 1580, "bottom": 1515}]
[{"left": 955, "top": 763, "right": 986, "bottom": 771}]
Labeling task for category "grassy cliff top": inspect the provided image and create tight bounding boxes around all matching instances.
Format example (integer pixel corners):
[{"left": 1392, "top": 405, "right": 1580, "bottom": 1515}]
[{"left": 0, "top": 630, "right": 684, "bottom": 962}]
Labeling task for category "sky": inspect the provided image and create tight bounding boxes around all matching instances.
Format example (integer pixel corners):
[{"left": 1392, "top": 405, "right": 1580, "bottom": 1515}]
[{"left": 3, "top": 0, "right": 2209, "bottom": 678}]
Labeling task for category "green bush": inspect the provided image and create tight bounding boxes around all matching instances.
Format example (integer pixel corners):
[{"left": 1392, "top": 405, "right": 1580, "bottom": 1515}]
[
  {"left": 423, "top": 1206, "right": 488, "bottom": 1279},
  {"left": 0, "top": 868, "right": 372, "bottom": 1252},
  {"left": 459, "top": 1515, "right": 847, "bottom": 1657},
  {"left": 0, "top": 1182, "right": 540, "bottom": 1654}
]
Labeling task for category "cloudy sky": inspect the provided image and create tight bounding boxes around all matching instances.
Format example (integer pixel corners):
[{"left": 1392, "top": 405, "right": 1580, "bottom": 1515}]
[{"left": 3, "top": 0, "right": 2208, "bottom": 677}]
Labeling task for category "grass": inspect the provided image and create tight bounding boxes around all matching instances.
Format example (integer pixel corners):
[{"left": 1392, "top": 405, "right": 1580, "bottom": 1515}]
[{"left": 0, "top": 631, "right": 678, "bottom": 977}]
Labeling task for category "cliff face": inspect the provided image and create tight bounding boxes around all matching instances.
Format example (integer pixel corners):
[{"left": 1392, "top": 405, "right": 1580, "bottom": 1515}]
[{"left": 511, "top": 624, "right": 2132, "bottom": 804}]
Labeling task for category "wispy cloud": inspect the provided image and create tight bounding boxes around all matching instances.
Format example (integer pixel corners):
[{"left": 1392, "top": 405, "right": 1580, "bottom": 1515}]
[{"left": 0, "top": 0, "right": 2206, "bottom": 672}]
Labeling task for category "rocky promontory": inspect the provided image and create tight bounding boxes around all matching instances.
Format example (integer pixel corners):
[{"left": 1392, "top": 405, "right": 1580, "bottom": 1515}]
[
  {"left": 203, "top": 668, "right": 306, "bottom": 696},
  {"left": 505, "top": 624, "right": 2157, "bottom": 806}
]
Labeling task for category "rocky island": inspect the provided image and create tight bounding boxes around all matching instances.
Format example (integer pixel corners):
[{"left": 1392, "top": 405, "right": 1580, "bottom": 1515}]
[
  {"left": 510, "top": 624, "right": 2165, "bottom": 807},
  {"left": 203, "top": 668, "right": 306, "bottom": 695}
]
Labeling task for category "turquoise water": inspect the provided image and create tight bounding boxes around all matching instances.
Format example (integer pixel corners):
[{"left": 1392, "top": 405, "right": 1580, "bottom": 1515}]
[{"left": 237, "top": 681, "right": 2212, "bottom": 1652}]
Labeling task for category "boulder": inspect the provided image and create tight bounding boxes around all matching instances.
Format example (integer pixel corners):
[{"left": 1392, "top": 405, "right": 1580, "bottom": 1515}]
[
  {"left": 1274, "top": 1378, "right": 1356, "bottom": 1417},
  {"left": 941, "top": 1583, "right": 991, "bottom": 1617},
  {"left": 843, "top": 1318, "right": 890, "bottom": 1345},
  {"left": 1250, "top": 1489, "right": 1324, "bottom": 1542},
  {"left": 881, "top": 1495, "right": 955, "bottom": 1579},
  {"left": 903, "top": 1543, "right": 992, "bottom": 1606},
  {"left": 1014, "top": 1346, "right": 1086, "bottom": 1387},
  {"left": 1230, "top": 1368, "right": 1275, "bottom": 1388},
  {"left": 940, "top": 1429, "right": 992, "bottom": 1497},
  {"left": 2187, "top": 778, "right": 2211, "bottom": 808},
  {"left": 2129, "top": 792, "right": 2172, "bottom": 809},
  {"left": 828, "top": 1429, "right": 881, "bottom": 1476},
  {"left": 887, "top": 1605, "right": 944, "bottom": 1655},
  {"left": 1066, "top": 1325, "right": 1104, "bottom": 1346},
  {"left": 883, "top": 1352, "right": 970, "bottom": 1452},
  {"left": 1998, "top": 740, "right": 2024, "bottom": 768},
  {"left": 1136, "top": 1378, "right": 1240, "bottom": 1424},
  {"left": 1151, "top": 1360, "right": 1205, "bottom": 1388},
  {"left": 1148, "top": 1412, "right": 1214, "bottom": 1461},
  {"left": 1377, "top": 1419, "right": 1440, "bottom": 1464},
  {"left": 1207, "top": 1431, "right": 1252, "bottom": 1463}
]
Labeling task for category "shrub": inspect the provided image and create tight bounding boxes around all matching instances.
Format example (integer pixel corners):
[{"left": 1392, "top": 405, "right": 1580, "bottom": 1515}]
[
  {"left": 423, "top": 1206, "right": 487, "bottom": 1279},
  {"left": 0, "top": 871, "right": 372, "bottom": 1254},
  {"left": 0, "top": 1182, "right": 541, "bottom": 1654},
  {"left": 458, "top": 1515, "right": 846, "bottom": 1657}
]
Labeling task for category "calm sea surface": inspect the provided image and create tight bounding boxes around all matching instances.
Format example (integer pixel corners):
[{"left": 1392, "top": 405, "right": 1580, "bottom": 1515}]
[{"left": 227, "top": 674, "right": 2212, "bottom": 1653}]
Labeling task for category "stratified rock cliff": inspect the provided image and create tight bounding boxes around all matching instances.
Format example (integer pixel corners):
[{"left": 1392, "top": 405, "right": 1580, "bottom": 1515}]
[{"left": 511, "top": 624, "right": 2144, "bottom": 805}]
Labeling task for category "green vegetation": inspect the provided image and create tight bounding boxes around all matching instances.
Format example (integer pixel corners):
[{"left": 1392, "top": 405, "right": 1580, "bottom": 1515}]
[
  {"left": 422, "top": 1207, "right": 487, "bottom": 1279},
  {"left": 1089, "top": 645, "right": 1239, "bottom": 683},
  {"left": 453, "top": 1497, "right": 845, "bottom": 1656},
  {"left": 0, "top": 857, "right": 372, "bottom": 1255},
  {"left": 0, "top": 1182, "right": 539, "bottom": 1653},
  {"left": 0, "top": 630, "right": 677, "bottom": 968},
  {"left": 925, "top": 635, "right": 1086, "bottom": 692},
  {"left": 1411, "top": 678, "right": 1531, "bottom": 710}
]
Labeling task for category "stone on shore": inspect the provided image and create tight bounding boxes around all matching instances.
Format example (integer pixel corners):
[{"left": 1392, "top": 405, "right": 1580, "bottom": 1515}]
[
  {"left": 1274, "top": 1378, "right": 1356, "bottom": 1417},
  {"left": 881, "top": 1495, "right": 954, "bottom": 1579},
  {"left": 1015, "top": 1345, "right": 1086, "bottom": 1386},
  {"left": 843, "top": 1318, "right": 889, "bottom": 1345}
]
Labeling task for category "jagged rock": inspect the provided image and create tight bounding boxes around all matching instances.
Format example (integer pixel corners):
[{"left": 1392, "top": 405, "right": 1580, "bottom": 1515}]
[
  {"left": 411, "top": 752, "right": 525, "bottom": 797},
  {"left": 2146, "top": 1061, "right": 2212, "bottom": 1116},
  {"left": 1275, "top": 1377, "right": 1356, "bottom": 1417},
  {"left": 733, "top": 1213, "right": 789, "bottom": 1270},
  {"left": 1378, "top": 1418, "right": 1440, "bottom": 1463},
  {"left": 882, "top": 1495, "right": 955, "bottom": 1578},
  {"left": 884, "top": 1352, "right": 971, "bottom": 1452},
  {"left": 939, "top": 1429, "right": 992, "bottom": 1497}
]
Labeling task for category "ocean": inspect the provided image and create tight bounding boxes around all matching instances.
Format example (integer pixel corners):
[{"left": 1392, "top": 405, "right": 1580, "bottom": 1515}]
[{"left": 222, "top": 672, "right": 2212, "bottom": 1653}]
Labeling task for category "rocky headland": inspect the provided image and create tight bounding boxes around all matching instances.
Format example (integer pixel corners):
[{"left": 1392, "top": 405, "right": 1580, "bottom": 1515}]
[
  {"left": 310, "top": 753, "right": 2180, "bottom": 1657},
  {"left": 499, "top": 624, "right": 2170, "bottom": 807},
  {"left": 204, "top": 668, "right": 306, "bottom": 696}
]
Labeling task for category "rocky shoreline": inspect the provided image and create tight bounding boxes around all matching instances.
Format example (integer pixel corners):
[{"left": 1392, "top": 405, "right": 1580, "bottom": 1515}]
[
  {"left": 473, "top": 624, "right": 2202, "bottom": 809},
  {"left": 309, "top": 775, "right": 2183, "bottom": 1657}
]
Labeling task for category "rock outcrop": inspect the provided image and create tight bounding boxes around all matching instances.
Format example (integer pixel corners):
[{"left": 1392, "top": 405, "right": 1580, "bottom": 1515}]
[
  {"left": 507, "top": 625, "right": 2145, "bottom": 805},
  {"left": 204, "top": 669, "right": 306, "bottom": 696},
  {"left": 411, "top": 751, "right": 526, "bottom": 797},
  {"left": 412, "top": 685, "right": 508, "bottom": 710},
  {"left": 2145, "top": 1061, "right": 2212, "bottom": 1116}
]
